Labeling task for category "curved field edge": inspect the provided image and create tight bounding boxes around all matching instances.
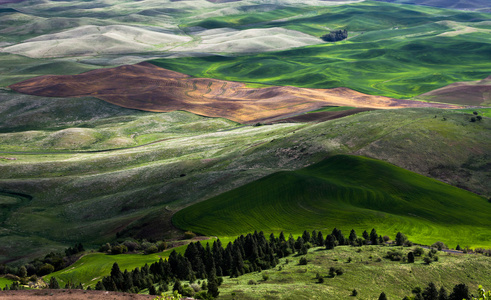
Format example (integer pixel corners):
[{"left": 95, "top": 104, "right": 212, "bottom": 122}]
[
  {"left": 173, "top": 155, "right": 491, "bottom": 248},
  {"left": 149, "top": 2, "right": 491, "bottom": 100}
]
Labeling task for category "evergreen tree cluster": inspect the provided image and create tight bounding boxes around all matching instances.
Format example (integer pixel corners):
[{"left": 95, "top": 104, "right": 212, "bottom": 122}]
[
  {"left": 93, "top": 228, "right": 388, "bottom": 296},
  {"left": 321, "top": 29, "right": 348, "bottom": 42},
  {"left": 403, "top": 281, "right": 470, "bottom": 300}
]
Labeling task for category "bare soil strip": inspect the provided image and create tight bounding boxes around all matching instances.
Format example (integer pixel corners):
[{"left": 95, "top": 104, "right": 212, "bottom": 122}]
[
  {"left": 10, "top": 62, "right": 459, "bottom": 124},
  {"left": 418, "top": 75, "right": 491, "bottom": 106}
]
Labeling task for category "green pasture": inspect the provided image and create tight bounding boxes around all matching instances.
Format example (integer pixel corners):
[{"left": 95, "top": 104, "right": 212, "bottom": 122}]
[
  {"left": 45, "top": 237, "right": 235, "bottom": 287},
  {"left": 0, "top": 91, "right": 241, "bottom": 151},
  {"left": 454, "top": 108, "right": 491, "bottom": 117},
  {"left": 45, "top": 251, "right": 172, "bottom": 287},
  {"left": 0, "top": 277, "right": 13, "bottom": 289},
  {"left": 152, "top": 2, "right": 491, "bottom": 100},
  {"left": 173, "top": 155, "right": 491, "bottom": 248},
  {"left": 216, "top": 245, "right": 491, "bottom": 300}
]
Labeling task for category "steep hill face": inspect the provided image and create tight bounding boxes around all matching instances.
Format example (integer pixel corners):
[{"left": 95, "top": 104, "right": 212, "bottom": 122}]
[
  {"left": 173, "top": 155, "right": 491, "bottom": 247},
  {"left": 9, "top": 62, "right": 458, "bottom": 124}
]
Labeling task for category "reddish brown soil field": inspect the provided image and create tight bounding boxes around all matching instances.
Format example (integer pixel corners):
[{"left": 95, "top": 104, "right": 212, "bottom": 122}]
[
  {"left": 0, "top": 290, "right": 154, "bottom": 300},
  {"left": 418, "top": 75, "right": 491, "bottom": 106},
  {"left": 10, "top": 62, "right": 459, "bottom": 124}
]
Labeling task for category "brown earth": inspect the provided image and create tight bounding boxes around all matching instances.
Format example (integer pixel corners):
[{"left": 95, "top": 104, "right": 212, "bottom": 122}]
[
  {"left": 0, "top": 290, "right": 154, "bottom": 300},
  {"left": 418, "top": 75, "right": 491, "bottom": 106},
  {"left": 9, "top": 62, "right": 460, "bottom": 124}
]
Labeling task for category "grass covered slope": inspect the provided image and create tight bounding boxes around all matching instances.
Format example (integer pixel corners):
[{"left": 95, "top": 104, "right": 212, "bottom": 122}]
[
  {"left": 173, "top": 155, "right": 491, "bottom": 247},
  {"left": 152, "top": 1, "right": 491, "bottom": 99}
]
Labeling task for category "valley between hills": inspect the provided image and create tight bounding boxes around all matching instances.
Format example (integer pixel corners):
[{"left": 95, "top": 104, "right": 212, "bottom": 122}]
[{"left": 0, "top": 0, "right": 491, "bottom": 299}]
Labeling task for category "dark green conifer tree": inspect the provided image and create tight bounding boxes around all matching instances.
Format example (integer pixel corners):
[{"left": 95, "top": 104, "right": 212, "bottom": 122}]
[{"left": 422, "top": 282, "right": 438, "bottom": 300}]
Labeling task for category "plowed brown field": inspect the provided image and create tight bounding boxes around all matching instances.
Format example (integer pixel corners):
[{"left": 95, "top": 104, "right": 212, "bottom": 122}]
[
  {"left": 418, "top": 75, "right": 491, "bottom": 106},
  {"left": 10, "top": 62, "right": 459, "bottom": 124}
]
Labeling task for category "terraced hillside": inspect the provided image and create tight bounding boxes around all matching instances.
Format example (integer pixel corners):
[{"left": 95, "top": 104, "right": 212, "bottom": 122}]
[
  {"left": 9, "top": 62, "right": 457, "bottom": 124},
  {"left": 173, "top": 155, "right": 491, "bottom": 248}
]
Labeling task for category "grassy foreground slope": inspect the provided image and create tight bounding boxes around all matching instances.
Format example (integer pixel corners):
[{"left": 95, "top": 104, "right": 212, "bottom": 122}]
[
  {"left": 152, "top": 1, "right": 491, "bottom": 99},
  {"left": 217, "top": 245, "right": 491, "bottom": 300},
  {"left": 174, "top": 155, "right": 491, "bottom": 248}
]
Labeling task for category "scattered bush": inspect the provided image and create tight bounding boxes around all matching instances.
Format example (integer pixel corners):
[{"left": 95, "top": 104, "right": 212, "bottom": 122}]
[
  {"left": 414, "top": 247, "right": 425, "bottom": 256},
  {"left": 329, "top": 267, "right": 344, "bottom": 277},
  {"left": 299, "top": 257, "right": 308, "bottom": 265},
  {"left": 432, "top": 241, "right": 446, "bottom": 251},
  {"left": 352, "top": 289, "right": 358, "bottom": 296},
  {"left": 184, "top": 231, "right": 196, "bottom": 239},
  {"left": 386, "top": 249, "right": 404, "bottom": 261},
  {"left": 262, "top": 273, "right": 269, "bottom": 281},
  {"left": 248, "top": 279, "right": 257, "bottom": 285}
]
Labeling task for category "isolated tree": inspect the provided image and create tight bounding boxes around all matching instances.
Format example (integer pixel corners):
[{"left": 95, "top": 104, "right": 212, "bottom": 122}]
[
  {"left": 352, "top": 289, "right": 358, "bottom": 296},
  {"left": 408, "top": 252, "right": 415, "bottom": 263},
  {"left": 18, "top": 266, "right": 27, "bottom": 278},
  {"left": 423, "top": 282, "right": 438, "bottom": 300},
  {"left": 395, "top": 232, "right": 407, "bottom": 246},
  {"left": 325, "top": 234, "right": 336, "bottom": 250},
  {"left": 349, "top": 229, "right": 358, "bottom": 245},
  {"left": 370, "top": 229, "right": 379, "bottom": 245},
  {"left": 379, "top": 292, "right": 388, "bottom": 300},
  {"left": 449, "top": 283, "right": 469, "bottom": 300}
]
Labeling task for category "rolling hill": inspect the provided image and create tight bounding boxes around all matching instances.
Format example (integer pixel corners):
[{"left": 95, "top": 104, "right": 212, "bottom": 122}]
[
  {"left": 173, "top": 155, "right": 491, "bottom": 248},
  {"left": 9, "top": 62, "right": 458, "bottom": 124}
]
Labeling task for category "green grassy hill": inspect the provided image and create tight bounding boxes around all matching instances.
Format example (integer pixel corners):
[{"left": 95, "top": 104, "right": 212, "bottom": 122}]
[
  {"left": 152, "top": 1, "right": 491, "bottom": 99},
  {"left": 174, "top": 155, "right": 491, "bottom": 248},
  {"left": 216, "top": 245, "right": 491, "bottom": 300},
  {"left": 1, "top": 102, "right": 490, "bottom": 264}
]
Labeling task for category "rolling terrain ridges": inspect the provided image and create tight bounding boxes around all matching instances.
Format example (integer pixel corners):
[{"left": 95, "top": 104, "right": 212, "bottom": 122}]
[
  {"left": 9, "top": 62, "right": 459, "bottom": 124},
  {"left": 173, "top": 155, "right": 491, "bottom": 248}
]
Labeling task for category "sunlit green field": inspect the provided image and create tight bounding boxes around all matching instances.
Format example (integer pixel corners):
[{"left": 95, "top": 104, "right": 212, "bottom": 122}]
[
  {"left": 152, "top": 2, "right": 491, "bottom": 99},
  {"left": 174, "top": 155, "right": 491, "bottom": 248}
]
